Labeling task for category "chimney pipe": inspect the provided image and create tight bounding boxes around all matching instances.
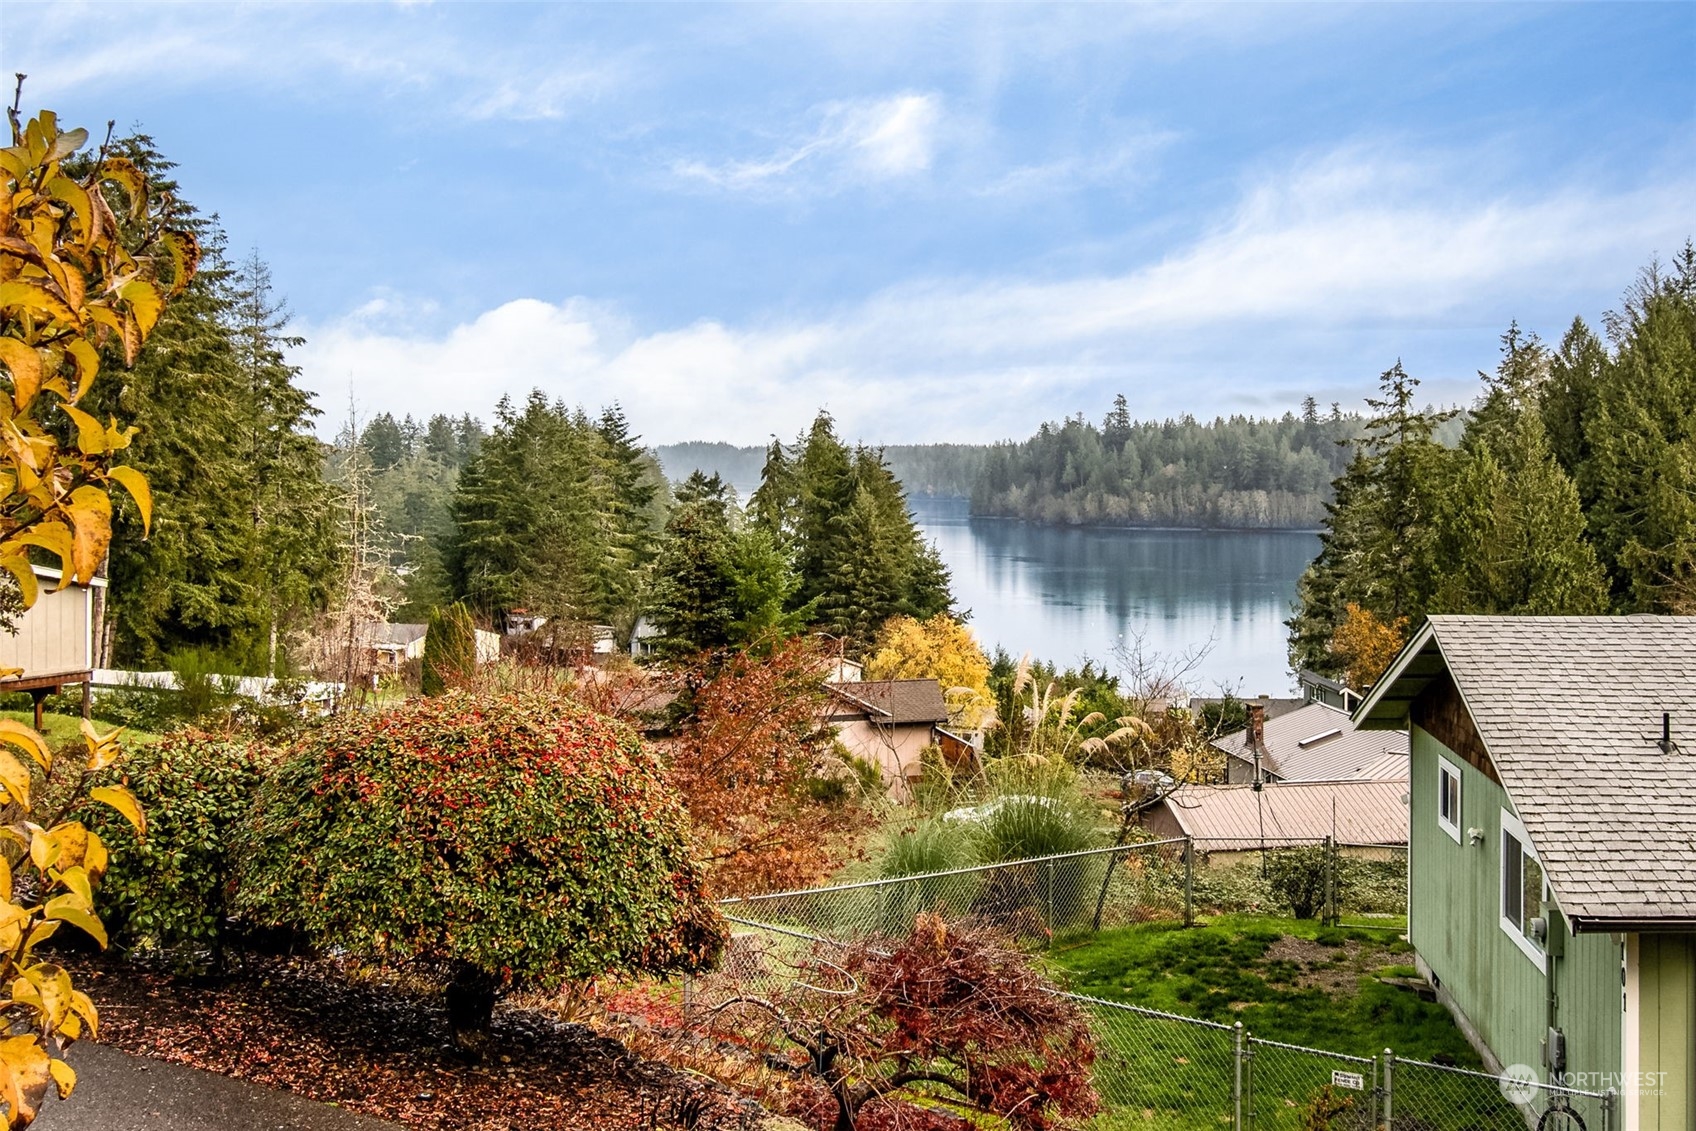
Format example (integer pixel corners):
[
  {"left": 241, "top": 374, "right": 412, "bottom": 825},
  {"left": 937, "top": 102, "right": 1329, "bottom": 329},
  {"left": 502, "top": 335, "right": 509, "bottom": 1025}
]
[{"left": 1662, "top": 712, "right": 1674, "bottom": 755}]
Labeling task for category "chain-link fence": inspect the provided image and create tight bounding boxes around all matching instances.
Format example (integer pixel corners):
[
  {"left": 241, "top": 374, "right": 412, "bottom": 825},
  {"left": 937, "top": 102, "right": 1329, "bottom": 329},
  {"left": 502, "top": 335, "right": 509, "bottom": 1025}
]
[
  {"left": 716, "top": 838, "right": 1193, "bottom": 945},
  {"left": 690, "top": 844, "right": 1610, "bottom": 1130},
  {"left": 1388, "top": 1056, "right": 1613, "bottom": 1131}
]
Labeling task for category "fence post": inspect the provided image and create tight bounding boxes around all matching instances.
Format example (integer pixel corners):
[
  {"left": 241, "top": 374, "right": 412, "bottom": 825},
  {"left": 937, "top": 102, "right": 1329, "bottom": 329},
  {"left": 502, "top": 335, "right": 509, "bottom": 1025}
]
[
  {"left": 1184, "top": 836, "right": 1195, "bottom": 928},
  {"left": 1045, "top": 857, "right": 1056, "bottom": 943},
  {"left": 1323, "top": 835, "right": 1336, "bottom": 926},
  {"left": 1233, "top": 1022, "right": 1245, "bottom": 1131},
  {"left": 1603, "top": 1087, "right": 1616, "bottom": 1131},
  {"left": 681, "top": 972, "right": 693, "bottom": 1026},
  {"left": 1381, "top": 1048, "right": 1393, "bottom": 1130}
]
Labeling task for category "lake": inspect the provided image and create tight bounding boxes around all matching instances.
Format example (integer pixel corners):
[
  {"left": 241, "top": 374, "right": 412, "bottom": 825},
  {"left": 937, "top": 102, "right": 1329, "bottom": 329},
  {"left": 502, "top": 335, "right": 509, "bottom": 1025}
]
[{"left": 908, "top": 496, "right": 1320, "bottom": 697}]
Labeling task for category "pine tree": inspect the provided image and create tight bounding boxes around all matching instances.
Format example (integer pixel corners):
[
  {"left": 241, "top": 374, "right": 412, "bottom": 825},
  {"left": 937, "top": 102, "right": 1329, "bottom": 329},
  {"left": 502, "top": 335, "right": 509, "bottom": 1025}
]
[
  {"left": 646, "top": 474, "right": 738, "bottom": 656},
  {"left": 72, "top": 135, "right": 338, "bottom": 669},
  {"left": 1577, "top": 247, "right": 1696, "bottom": 610},
  {"left": 230, "top": 251, "right": 339, "bottom": 673},
  {"left": 1357, "top": 362, "right": 1455, "bottom": 620}
]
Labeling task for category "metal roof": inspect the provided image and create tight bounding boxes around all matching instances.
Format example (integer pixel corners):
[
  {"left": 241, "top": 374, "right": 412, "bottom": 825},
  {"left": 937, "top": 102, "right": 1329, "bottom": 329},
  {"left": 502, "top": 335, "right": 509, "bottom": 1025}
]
[
  {"left": 1353, "top": 615, "right": 1696, "bottom": 931},
  {"left": 1213, "top": 701, "right": 1409, "bottom": 782},
  {"left": 1155, "top": 779, "right": 1409, "bottom": 852}
]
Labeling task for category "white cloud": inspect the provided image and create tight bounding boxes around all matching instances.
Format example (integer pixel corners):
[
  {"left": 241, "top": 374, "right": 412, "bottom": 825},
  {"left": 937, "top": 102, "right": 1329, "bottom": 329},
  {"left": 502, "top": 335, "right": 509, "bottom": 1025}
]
[
  {"left": 295, "top": 148, "right": 1691, "bottom": 446},
  {"left": 4, "top": 2, "right": 622, "bottom": 124},
  {"left": 671, "top": 93, "right": 943, "bottom": 194}
]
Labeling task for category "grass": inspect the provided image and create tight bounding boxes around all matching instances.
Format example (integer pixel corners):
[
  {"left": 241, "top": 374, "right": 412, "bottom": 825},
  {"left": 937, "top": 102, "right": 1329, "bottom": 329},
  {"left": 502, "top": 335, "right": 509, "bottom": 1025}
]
[
  {"left": 0, "top": 709, "right": 164, "bottom": 751},
  {"left": 1050, "top": 915, "right": 1477, "bottom": 1064},
  {"left": 1046, "top": 916, "right": 1489, "bottom": 1131}
]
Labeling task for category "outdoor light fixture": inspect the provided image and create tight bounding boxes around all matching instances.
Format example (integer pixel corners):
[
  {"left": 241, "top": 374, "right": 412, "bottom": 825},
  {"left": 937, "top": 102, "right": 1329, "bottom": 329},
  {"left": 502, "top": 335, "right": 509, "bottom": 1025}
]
[{"left": 1468, "top": 827, "right": 1485, "bottom": 845}]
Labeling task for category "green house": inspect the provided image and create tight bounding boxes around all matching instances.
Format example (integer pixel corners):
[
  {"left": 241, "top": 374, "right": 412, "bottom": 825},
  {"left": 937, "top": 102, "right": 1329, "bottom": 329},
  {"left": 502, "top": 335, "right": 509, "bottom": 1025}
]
[{"left": 1357, "top": 616, "right": 1695, "bottom": 1131}]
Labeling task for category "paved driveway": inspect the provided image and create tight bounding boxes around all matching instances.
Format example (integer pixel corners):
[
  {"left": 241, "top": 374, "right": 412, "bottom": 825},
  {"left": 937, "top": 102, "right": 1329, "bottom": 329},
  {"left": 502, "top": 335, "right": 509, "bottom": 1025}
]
[{"left": 34, "top": 1042, "right": 401, "bottom": 1131}]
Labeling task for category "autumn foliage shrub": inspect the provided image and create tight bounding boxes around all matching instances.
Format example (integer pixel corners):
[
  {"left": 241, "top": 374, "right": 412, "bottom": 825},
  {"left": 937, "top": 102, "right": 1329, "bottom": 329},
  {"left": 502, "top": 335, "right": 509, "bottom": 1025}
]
[
  {"left": 86, "top": 730, "right": 274, "bottom": 964},
  {"left": 720, "top": 915, "right": 1098, "bottom": 1131},
  {"left": 670, "top": 637, "right": 871, "bottom": 896},
  {"left": 235, "top": 690, "right": 725, "bottom": 1027}
]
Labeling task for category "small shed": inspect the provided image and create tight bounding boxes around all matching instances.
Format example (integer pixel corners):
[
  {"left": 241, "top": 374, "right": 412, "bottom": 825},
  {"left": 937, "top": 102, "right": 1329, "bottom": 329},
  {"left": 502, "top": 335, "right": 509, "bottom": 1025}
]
[{"left": 0, "top": 567, "right": 102, "bottom": 724}]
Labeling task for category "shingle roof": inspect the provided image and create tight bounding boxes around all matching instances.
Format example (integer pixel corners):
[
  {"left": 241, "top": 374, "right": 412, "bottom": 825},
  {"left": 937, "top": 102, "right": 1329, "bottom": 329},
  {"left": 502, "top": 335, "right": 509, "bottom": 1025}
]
[
  {"left": 1213, "top": 702, "right": 1409, "bottom": 782},
  {"left": 825, "top": 679, "right": 948, "bottom": 725},
  {"left": 1356, "top": 615, "right": 1696, "bottom": 929},
  {"left": 1156, "top": 779, "right": 1409, "bottom": 852}
]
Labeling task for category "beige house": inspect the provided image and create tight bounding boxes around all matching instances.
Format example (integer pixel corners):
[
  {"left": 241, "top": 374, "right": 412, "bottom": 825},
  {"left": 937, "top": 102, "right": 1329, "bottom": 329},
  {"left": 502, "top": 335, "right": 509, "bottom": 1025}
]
[
  {"left": 825, "top": 679, "right": 950, "bottom": 799},
  {"left": 0, "top": 567, "right": 101, "bottom": 725}
]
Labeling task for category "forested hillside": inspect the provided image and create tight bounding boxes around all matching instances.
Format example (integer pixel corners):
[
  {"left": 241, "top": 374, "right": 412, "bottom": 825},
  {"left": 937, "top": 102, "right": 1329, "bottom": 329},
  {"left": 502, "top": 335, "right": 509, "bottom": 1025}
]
[
  {"left": 660, "top": 409, "right": 1381, "bottom": 529},
  {"left": 1290, "top": 247, "right": 1696, "bottom": 685},
  {"left": 655, "top": 441, "right": 985, "bottom": 499},
  {"left": 972, "top": 399, "right": 1368, "bottom": 529}
]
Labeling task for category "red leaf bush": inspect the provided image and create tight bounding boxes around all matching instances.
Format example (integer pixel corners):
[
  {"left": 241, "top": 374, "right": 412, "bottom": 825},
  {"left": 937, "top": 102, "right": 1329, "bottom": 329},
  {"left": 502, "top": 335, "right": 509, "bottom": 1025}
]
[{"left": 236, "top": 691, "right": 724, "bottom": 1002}]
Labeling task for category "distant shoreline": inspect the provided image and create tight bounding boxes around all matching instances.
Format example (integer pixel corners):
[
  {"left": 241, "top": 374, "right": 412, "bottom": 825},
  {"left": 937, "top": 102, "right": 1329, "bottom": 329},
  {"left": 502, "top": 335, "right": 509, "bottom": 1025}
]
[{"left": 907, "top": 493, "right": 1323, "bottom": 536}]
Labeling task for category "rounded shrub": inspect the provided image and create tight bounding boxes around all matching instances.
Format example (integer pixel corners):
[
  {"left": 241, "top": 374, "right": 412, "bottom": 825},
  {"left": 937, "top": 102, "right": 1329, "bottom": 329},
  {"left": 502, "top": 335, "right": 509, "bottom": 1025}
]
[
  {"left": 234, "top": 690, "right": 724, "bottom": 1027},
  {"left": 87, "top": 729, "right": 275, "bottom": 964}
]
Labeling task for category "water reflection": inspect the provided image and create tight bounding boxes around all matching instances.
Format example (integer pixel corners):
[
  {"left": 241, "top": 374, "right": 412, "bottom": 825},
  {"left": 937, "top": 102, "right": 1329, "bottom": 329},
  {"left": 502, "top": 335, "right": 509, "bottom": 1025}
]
[{"left": 908, "top": 496, "right": 1319, "bottom": 696}]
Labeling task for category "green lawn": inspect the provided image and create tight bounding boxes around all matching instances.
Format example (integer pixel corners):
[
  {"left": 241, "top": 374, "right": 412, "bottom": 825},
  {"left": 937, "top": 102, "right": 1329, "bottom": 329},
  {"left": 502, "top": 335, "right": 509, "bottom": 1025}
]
[
  {"left": 1050, "top": 915, "right": 1476, "bottom": 1064},
  {"left": 1047, "top": 917, "right": 1485, "bottom": 1130},
  {"left": 0, "top": 709, "right": 164, "bottom": 751}
]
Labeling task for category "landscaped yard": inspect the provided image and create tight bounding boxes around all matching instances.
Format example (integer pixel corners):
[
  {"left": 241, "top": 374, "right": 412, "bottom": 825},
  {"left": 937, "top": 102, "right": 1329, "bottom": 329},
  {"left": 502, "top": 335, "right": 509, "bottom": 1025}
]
[{"left": 1050, "top": 915, "right": 1478, "bottom": 1064}]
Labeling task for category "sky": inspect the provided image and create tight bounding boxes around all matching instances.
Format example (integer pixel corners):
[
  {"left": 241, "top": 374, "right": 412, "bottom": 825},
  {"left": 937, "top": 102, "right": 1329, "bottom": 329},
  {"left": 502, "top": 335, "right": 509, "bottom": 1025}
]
[{"left": 3, "top": 2, "right": 1692, "bottom": 446}]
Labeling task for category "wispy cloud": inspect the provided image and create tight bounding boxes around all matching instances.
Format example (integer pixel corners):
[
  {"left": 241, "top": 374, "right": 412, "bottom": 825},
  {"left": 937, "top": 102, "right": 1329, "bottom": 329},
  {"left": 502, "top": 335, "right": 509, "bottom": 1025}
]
[
  {"left": 296, "top": 147, "right": 1691, "bottom": 445},
  {"left": 4, "top": 2, "right": 624, "bottom": 123},
  {"left": 671, "top": 92, "right": 944, "bottom": 194}
]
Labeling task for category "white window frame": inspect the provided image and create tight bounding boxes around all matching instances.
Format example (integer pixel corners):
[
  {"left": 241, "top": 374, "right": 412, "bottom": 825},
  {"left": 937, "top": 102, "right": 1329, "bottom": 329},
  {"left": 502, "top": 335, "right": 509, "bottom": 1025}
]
[
  {"left": 1436, "top": 755, "right": 1462, "bottom": 844},
  {"left": 1499, "top": 809, "right": 1548, "bottom": 971}
]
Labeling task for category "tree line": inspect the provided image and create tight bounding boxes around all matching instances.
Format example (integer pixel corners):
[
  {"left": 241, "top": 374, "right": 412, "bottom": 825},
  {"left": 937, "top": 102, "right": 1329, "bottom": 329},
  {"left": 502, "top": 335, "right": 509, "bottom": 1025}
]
[
  {"left": 1289, "top": 247, "right": 1696, "bottom": 687},
  {"left": 970, "top": 399, "right": 1372, "bottom": 529},
  {"left": 658, "top": 407, "right": 1395, "bottom": 530}
]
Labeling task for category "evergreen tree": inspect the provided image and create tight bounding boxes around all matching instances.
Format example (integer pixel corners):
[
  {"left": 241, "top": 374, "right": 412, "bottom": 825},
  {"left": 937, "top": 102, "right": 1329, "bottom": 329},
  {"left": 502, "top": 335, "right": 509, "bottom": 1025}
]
[
  {"left": 748, "top": 412, "right": 953, "bottom": 651},
  {"left": 1356, "top": 362, "right": 1455, "bottom": 621},
  {"left": 1578, "top": 247, "right": 1696, "bottom": 610},
  {"left": 1285, "top": 452, "right": 1375, "bottom": 678},
  {"left": 230, "top": 252, "right": 340, "bottom": 673},
  {"left": 72, "top": 135, "right": 338, "bottom": 669},
  {"left": 647, "top": 473, "right": 739, "bottom": 656},
  {"left": 1433, "top": 404, "right": 1607, "bottom": 616},
  {"left": 421, "top": 602, "right": 477, "bottom": 695},
  {"left": 360, "top": 412, "right": 408, "bottom": 470},
  {"left": 445, "top": 392, "right": 659, "bottom": 634}
]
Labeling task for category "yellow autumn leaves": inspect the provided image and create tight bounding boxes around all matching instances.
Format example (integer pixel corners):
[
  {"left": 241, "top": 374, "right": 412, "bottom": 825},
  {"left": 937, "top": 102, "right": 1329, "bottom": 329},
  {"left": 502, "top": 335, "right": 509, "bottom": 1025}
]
[{"left": 0, "top": 102, "right": 186, "bottom": 1126}]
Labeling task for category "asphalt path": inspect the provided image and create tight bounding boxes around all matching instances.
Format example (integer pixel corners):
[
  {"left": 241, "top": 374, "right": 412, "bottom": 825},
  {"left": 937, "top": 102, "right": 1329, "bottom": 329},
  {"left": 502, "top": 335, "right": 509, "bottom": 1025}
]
[{"left": 33, "top": 1042, "right": 401, "bottom": 1131}]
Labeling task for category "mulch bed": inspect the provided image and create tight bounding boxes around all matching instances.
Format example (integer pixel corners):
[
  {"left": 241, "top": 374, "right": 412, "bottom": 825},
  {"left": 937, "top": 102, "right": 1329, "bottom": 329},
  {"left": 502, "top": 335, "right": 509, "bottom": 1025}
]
[{"left": 66, "top": 953, "right": 764, "bottom": 1131}]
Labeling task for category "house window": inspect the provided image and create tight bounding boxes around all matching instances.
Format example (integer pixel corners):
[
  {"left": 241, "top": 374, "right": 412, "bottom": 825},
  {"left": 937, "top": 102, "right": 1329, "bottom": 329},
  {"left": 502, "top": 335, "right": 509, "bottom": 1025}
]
[
  {"left": 1500, "top": 810, "right": 1547, "bottom": 969},
  {"left": 1436, "top": 756, "right": 1462, "bottom": 844}
]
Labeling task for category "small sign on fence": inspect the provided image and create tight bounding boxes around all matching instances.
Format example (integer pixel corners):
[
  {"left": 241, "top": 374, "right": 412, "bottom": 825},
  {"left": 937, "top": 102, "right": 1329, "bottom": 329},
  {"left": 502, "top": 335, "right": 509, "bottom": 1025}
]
[{"left": 1331, "top": 1070, "right": 1365, "bottom": 1091}]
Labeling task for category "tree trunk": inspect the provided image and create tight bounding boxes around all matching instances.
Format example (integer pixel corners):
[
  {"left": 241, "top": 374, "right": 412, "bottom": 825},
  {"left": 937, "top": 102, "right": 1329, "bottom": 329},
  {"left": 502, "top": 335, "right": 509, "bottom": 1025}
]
[{"left": 444, "top": 962, "right": 500, "bottom": 1052}]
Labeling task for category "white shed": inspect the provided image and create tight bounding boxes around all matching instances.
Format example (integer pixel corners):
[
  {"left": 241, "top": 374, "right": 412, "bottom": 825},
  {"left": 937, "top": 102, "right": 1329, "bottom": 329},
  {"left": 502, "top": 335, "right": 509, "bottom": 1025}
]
[{"left": 0, "top": 567, "right": 101, "bottom": 725}]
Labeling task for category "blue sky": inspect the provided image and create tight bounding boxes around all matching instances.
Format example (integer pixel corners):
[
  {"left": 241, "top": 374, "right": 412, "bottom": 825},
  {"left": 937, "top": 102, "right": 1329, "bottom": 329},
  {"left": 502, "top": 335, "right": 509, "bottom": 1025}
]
[{"left": 5, "top": 2, "right": 1692, "bottom": 445}]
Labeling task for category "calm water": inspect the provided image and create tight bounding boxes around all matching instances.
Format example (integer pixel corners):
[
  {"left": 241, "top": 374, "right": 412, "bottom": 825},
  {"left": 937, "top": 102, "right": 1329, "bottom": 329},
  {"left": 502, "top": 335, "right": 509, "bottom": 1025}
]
[{"left": 908, "top": 496, "right": 1320, "bottom": 697}]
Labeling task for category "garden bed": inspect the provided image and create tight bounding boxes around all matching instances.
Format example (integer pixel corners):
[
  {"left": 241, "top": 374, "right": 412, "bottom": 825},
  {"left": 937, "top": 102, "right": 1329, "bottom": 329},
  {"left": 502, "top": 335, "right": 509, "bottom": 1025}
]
[{"left": 67, "top": 953, "right": 762, "bottom": 1131}]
